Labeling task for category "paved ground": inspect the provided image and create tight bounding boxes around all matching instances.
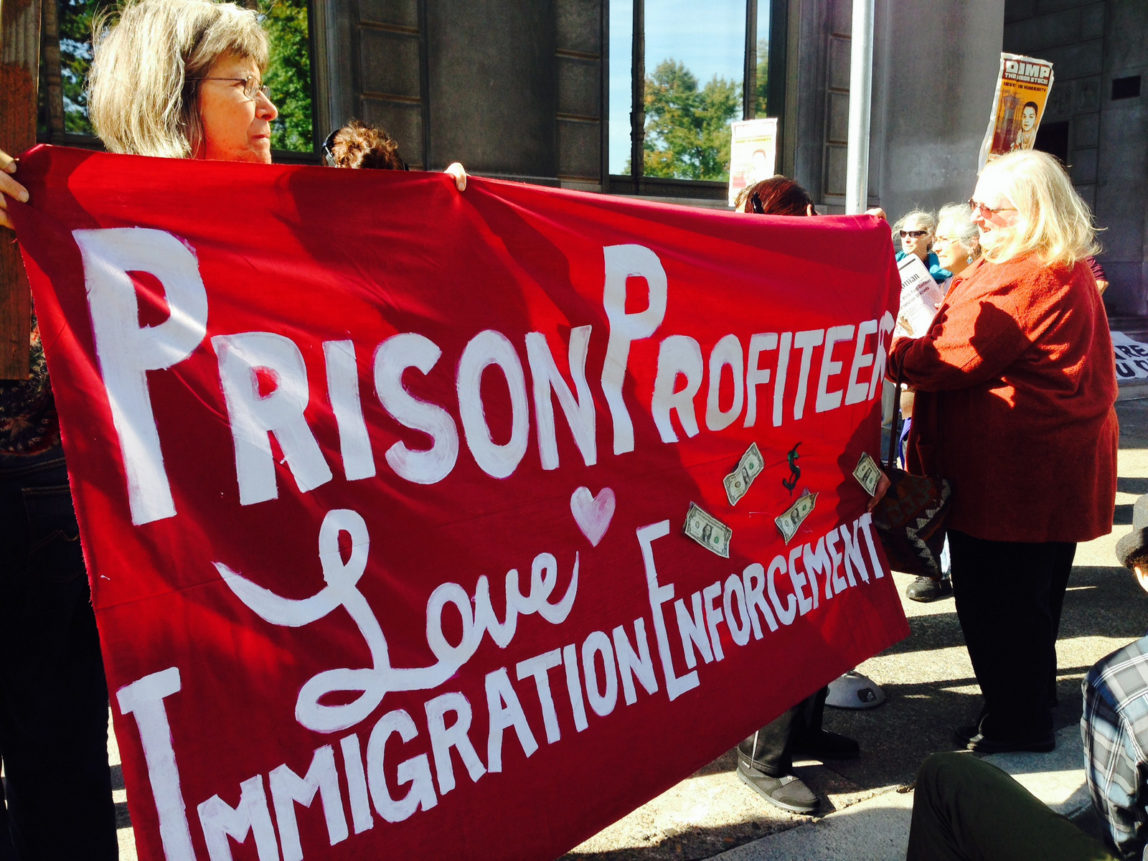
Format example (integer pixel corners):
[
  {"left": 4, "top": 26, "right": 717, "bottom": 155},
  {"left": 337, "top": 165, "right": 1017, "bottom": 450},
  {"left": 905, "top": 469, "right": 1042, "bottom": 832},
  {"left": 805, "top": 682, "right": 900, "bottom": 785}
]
[{"left": 100, "top": 398, "right": 1147, "bottom": 860}]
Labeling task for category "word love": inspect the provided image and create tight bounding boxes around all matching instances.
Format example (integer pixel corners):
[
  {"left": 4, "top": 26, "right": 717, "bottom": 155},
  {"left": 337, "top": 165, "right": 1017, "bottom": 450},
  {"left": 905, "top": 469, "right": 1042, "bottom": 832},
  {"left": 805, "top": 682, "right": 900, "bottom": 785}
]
[
  {"left": 214, "top": 507, "right": 578, "bottom": 733},
  {"left": 72, "top": 229, "right": 893, "bottom": 525}
]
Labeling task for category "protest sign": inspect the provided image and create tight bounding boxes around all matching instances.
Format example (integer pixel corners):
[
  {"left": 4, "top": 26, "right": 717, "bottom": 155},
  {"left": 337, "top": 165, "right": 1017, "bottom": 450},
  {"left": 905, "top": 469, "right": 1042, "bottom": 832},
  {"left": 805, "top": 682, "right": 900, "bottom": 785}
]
[
  {"left": 11, "top": 145, "right": 908, "bottom": 861},
  {"left": 978, "top": 52, "right": 1054, "bottom": 169},
  {"left": 1113, "top": 332, "right": 1148, "bottom": 383},
  {"left": 728, "top": 118, "right": 778, "bottom": 207},
  {"left": 895, "top": 254, "right": 945, "bottom": 339}
]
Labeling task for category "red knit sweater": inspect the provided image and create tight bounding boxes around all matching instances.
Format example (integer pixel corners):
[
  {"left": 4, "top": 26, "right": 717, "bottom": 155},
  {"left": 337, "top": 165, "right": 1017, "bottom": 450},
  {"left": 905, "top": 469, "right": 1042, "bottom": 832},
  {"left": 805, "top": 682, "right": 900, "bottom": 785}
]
[{"left": 888, "top": 253, "right": 1118, "bottom": 543}]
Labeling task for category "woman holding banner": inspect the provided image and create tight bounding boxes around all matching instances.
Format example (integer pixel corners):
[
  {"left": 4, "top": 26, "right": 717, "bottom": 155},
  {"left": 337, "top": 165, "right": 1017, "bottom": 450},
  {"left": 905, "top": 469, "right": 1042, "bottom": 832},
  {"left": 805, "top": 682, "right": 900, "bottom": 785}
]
[
  {"left": 888, "top": 150, "right": 1118, "bottom": 754},
  {"left": 0, "top": 1, "right": 286, "bottom": 856},
  {"left": 733, "top": 176, "right": 862, "bottom": 816}
]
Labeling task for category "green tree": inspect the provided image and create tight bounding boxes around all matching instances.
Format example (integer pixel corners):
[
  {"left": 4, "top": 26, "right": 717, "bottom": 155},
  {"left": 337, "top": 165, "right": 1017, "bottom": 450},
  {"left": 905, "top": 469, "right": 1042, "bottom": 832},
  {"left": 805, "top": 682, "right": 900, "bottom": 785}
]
[
  {"left": 754, "top": 39, "right": 769, "bottom": 116},
  {"left": 51, "top": 0, "right": 108, "bottom": 135},
  {"left": 259, "top": 0, "right": 313, "bottom": 152},
  {"left": 642, "top": 59, "right": 740, "bottom": 181}
]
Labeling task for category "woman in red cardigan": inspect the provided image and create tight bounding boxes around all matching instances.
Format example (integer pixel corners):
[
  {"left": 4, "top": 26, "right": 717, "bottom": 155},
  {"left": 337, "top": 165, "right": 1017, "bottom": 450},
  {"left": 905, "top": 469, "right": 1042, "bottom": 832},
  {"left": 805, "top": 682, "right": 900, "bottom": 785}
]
[{"left": 888, "top": 150, "right": 1118, "bottom": 754}]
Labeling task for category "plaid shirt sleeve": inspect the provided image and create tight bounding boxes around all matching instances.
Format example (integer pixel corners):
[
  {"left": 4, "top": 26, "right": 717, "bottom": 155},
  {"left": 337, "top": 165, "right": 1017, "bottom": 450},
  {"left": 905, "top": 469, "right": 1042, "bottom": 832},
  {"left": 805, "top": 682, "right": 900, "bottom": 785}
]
[{"left": 1083, "top": 636, "right": 1148, "bottom": 860}]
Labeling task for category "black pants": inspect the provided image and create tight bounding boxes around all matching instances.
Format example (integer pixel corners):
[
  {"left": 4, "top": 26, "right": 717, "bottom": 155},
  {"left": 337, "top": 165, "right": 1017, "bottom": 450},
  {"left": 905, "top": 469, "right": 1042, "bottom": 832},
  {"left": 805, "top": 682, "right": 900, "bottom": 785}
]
[
  {"left": 948, "top": 529, "right": 1075, "bottom": 741},
  {"left": 738, "top": 687, "right": 828, "bottom": 776},
  {"left": 0, "top": 449, "right": 117, "bottom": 860},
  {"left": 907, "top": 752, "right": 1115, "bottom": 860}
]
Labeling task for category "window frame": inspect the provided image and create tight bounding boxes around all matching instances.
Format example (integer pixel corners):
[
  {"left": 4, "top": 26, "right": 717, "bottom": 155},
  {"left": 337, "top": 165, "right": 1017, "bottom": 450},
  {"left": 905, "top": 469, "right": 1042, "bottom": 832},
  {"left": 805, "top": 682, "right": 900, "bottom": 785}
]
[{"left": 608, "top": 0, "right": 788, "bottom": 201}]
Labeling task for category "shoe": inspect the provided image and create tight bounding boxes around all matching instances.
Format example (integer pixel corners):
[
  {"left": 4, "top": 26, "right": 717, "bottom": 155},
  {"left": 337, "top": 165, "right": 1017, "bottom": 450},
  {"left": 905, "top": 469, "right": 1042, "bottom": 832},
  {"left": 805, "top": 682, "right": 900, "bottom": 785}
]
[
  {"left": 793, "top": 729, "right": 860, "bottom": 761},
  {"left": 965, "top": 732, "right": 1055, "bottom": 754},
  {"left": 905, "top": 575, "right": 952, "bottom": 602},
  {"left": 737, "top": 764, "right": 819, "bottom": 814},
  {"left": 825, "top": 671, "right": 886, "bottom": 709},
  {"left": 953, "top": 724, "right": 978, "bottom": 745},
  {"left": 953, "top": 724, "right": 1055, "bottom": 753}
]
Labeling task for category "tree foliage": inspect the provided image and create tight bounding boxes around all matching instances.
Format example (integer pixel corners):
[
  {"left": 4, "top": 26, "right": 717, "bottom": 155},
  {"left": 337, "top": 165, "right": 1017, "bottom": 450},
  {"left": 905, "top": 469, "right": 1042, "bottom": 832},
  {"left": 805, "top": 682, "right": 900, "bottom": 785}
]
[
  {"left": 42, "top": 0, "right": 313, "bottom": 152},
  {"left": 642, "top": 59, "right": 740, "bottom": 181},
  {"left": 51, "top": 0, "right": 106, "bottom": 135},
  {"left": 754, "top": 39, "right": 769, "bottom": 116},
  {"left": 259, "top": 0, "right": 313, "bottom": 152}
]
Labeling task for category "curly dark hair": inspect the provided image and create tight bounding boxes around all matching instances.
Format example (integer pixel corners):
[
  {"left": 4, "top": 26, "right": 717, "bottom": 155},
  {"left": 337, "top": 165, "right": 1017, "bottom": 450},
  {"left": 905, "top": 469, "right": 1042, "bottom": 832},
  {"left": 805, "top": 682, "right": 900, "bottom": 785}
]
[
  {"left": 324, "top": 119, "right": 407, "bottom": 170},
  {"left": 736, "top": 175, "right": 817, "bottom": 216}
]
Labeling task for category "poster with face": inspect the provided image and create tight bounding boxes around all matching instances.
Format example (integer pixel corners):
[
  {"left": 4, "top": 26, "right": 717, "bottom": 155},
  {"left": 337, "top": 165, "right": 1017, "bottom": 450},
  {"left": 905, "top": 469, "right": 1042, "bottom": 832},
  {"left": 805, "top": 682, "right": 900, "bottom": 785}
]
[
  {"left": 728, "top": 118, "right": 779, "bottom": 207},
  {"left": 978, "top": 53, "right": 1055, "bottom": 169},
  {"left": 11, "top": 144, "right": 908, "bottom": 861}
]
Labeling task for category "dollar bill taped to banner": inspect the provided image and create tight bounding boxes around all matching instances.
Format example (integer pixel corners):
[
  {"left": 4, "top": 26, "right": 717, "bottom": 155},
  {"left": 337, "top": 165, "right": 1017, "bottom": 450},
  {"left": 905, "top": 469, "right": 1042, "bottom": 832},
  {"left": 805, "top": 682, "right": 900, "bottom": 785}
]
[
  {"left": 683, "top": 502, "right": 733, "bottom": 558},
  {"left": 776, "top": 491, "right": 818, "bottom": 543},
  {"left": 723, "top": 442, "right": 764, "bottom": 506},
  {"left": 853, "top": 452, "right": 883, "bottom": 497}
]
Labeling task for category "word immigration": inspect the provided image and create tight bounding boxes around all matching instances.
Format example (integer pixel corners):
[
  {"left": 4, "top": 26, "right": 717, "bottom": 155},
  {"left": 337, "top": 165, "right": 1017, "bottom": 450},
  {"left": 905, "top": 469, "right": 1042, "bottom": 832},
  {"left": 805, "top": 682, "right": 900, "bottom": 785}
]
[{"left": 12, "top": 146, "right": 909, "bottom": 861}]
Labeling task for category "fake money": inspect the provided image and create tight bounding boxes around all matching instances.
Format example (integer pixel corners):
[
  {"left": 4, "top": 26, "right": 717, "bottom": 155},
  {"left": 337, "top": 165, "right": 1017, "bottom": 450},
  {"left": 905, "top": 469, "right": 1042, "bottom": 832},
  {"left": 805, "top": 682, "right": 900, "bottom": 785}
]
[
  {"left": 683, "top": 502, "right": 732, "bottom": 558},
  {"left": 775, "top": 492, "right": 818, "bottom": 544},
  {"left": 723, "top": 442, "right": 764, "bottom": 506},
  {"left": 853, "top": 451, "right": 882, "bottom": 497}
]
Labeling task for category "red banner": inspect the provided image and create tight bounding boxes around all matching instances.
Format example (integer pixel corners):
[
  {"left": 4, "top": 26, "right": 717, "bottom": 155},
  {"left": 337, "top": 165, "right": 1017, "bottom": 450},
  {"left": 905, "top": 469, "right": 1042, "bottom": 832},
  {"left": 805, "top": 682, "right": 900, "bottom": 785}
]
[{"left": 12, "top": 145, "right": 907, "bottom": 861}]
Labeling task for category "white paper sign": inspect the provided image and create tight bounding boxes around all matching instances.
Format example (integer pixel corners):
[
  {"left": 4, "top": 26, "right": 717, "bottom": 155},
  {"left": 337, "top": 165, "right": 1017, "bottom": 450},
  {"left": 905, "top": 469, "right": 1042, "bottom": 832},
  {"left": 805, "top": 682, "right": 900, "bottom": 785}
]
[
  {"left": 728, "top": 118, "right": 779, "bottom": 207},
  {"left": 895, "top": 255, "right": 946, "bottom": 339},
  {"left": 1113, "top": 331, "right": 1148, "bottom": 382}
]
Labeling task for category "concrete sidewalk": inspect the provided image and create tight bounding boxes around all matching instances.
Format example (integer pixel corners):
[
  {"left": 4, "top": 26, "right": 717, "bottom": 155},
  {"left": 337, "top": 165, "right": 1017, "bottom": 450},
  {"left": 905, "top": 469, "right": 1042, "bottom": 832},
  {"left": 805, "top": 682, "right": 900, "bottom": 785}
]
[
  {"left": 568, "top": 398, "right": 1148, "bottom": 860},
  {"left": 715, "top": 723, "right": 1092, "bottom": 860}
]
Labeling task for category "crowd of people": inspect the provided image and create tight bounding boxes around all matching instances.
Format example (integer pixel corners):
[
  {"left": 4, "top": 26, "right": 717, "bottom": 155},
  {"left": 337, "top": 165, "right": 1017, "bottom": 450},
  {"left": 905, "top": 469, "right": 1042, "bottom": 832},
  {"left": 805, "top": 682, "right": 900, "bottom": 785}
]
[{"left": 0, "top": 0, "right": 1135, "bottom": 858}]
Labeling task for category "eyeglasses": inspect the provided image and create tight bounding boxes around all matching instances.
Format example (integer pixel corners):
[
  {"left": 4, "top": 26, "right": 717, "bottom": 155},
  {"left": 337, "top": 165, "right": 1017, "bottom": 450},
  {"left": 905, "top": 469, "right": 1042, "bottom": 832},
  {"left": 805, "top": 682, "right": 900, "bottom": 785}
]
[
  {"left": 322, "top": 129, "right": 339, "bottom": 167},
  {"left": 968, "top": 198, "right": 1016, "bottom": 217},
  {"left": 899, "top": 229, "right": 928, "bottom": 239},
  {"left": 192, "top": 75, "right": 270, "bottom": 102}
]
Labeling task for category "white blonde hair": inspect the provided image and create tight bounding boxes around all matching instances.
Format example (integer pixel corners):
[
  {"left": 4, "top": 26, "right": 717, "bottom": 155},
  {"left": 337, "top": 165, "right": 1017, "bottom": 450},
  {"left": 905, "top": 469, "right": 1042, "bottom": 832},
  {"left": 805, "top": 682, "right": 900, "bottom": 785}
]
[
  {"left": 936, "top": 202, "right": 979, "bottom": 249},
  {"left": 88, "top": 0, "right": 269, "bottom": 159},
  {"left": 977, "top": 150, "right": 1099, "bottom": 267}
]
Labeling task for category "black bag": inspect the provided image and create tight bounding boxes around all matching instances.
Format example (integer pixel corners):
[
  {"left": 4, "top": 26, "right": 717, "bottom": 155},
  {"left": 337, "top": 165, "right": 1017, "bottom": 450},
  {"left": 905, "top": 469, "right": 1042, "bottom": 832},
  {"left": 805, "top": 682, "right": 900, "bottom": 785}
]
[{"left": 870, "top": 376, "right": 952, "bottom": 578}]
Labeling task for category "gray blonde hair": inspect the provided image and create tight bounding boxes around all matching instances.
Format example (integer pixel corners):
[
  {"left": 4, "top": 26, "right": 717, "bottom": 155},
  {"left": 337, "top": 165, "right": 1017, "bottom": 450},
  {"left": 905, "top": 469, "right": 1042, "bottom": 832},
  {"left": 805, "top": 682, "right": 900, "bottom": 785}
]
[
  {"left": 88, "top": 0, "right": 269, "bottom": 159},
  {"left": 978, "top": 150, "right": 1099, "bottom": 267},
  {"left": 893, "top": 209, "right": 936, "bottom": 236},
  {"left": 936, "top": 202, "right": 979, "bottom": 249}
]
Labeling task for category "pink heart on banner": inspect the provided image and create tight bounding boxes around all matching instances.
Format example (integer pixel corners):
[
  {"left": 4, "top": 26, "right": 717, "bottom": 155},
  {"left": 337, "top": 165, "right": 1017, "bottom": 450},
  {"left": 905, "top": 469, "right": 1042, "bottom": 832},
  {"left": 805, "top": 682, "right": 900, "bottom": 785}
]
[{"left": 570, "top": 486, "right": 616, "bottom": 547}]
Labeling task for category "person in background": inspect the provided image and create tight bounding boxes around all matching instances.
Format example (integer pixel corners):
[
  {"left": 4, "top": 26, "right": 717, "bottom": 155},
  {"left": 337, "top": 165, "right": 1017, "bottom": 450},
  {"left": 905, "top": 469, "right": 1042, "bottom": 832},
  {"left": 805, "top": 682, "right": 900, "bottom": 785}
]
[
  {"left": 323, "top": 119, "right": 408, "bottom": 170},
  {"left": 731, "top": 176, "right": 862, "bottom": 816},
  {"left": 899, "top": 202, "right": 981, "bottom": 604},
  {"left": 894, "top": 209, "right": 950, "bottom": 285},
  {"left": 889, "top": 150, "right": 1118, "bottom": 755},
  {"left": 905, "top": 495, "right": 1148, "bottom": 861},
  {"left": 322, "top": 118, "right": 467, "bottom": 187}
]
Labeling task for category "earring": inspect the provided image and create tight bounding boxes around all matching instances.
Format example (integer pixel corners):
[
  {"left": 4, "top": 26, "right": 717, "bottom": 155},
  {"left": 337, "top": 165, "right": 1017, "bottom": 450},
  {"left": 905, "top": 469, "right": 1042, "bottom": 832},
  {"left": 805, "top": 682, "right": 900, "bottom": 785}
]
[{"left": 967, "top": 253, "right": 975, "bottom": 265}]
